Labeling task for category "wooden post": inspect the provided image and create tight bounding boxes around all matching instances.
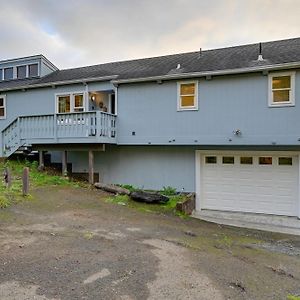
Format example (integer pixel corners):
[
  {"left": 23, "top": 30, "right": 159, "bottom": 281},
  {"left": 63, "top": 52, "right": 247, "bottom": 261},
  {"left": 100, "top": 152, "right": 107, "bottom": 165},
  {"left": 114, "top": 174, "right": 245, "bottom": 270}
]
[
  {"left": 62, "top": 151, "right": 68, "bottom": 177},
  {"left": 22, "top": 167, "right": 29, "bottom": 196},
  {"left": 4, "top": 167, "right": 12, "bottom": 189},
  {"left": 38, "top": 151, "right": 45, "bottom": 171},
  {"left": 88, "top": 150, "right": 94, "bottom": 184}
]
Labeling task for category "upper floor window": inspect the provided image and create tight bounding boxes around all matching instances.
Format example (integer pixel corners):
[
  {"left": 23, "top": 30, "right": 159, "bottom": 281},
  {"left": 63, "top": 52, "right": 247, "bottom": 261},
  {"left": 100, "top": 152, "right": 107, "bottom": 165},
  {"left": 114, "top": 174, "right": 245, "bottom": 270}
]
[
  {"left": 4, "top": 67, "right": 13, "bottom": 80},
  {"left": 28, "top": 64, "right": 38, "bottom": 77},
  {"left": 57, "top": 95, "right": 71, "bottom": 113},
  {"left": 177, "top": 81, "right": 198, "bottom": 111},
  {"left": 17, "top": 65, "right": 26, "bottom": 79},
  {"left": 56, "top": 92, "right": 85, "bottom": 113},
  {"left": 0, "top": 69, "right": 2, "bottom": 80},
  {"left": 268, "top": 72, "right": 295, "bottom": 107},
  {"left": 0, "top": 95, "right": 6, "bottom": 119}
]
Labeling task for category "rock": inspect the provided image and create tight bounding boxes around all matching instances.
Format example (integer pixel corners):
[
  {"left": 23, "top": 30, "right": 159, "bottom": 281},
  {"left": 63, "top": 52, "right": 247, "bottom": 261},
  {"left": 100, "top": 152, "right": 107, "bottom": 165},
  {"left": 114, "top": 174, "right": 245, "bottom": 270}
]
[
  {"left": 94, "top": 183, "right": 131, "bottom": 195},
  {"left": 130, "top": 191, "right": 169, "bottom": 204}
]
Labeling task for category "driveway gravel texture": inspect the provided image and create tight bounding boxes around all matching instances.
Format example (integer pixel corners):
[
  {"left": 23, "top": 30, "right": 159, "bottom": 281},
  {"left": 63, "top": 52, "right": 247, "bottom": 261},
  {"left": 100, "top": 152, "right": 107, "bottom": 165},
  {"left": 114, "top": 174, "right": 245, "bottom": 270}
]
[{"left": 0, "top": 186, "right": 300, "bottom": 300}]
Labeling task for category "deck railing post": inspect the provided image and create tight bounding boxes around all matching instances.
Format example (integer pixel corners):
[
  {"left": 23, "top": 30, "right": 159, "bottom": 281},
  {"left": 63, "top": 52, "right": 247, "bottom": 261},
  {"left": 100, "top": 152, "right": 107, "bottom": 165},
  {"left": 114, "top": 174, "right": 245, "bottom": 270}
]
[
  {"left": 96, "top": 111, "right": 101, "bottom": 142},
  {"left": 54, "top": 114, "right": 58, "bottom": 141}
]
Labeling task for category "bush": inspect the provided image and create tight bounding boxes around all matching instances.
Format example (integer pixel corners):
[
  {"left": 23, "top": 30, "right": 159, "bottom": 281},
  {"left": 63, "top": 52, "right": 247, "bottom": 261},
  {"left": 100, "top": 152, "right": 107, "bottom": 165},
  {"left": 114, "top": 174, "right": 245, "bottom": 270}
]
[{"left": 160, "top": 186, "right": 177, "bottom": 196}]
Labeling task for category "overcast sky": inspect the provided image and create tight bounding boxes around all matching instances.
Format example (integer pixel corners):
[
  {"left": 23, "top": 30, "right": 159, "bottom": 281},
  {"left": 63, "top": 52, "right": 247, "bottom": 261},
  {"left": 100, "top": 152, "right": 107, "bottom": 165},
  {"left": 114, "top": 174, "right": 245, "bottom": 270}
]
[{"left": 1, "top": 0, "right": 300, "bottom": 69}]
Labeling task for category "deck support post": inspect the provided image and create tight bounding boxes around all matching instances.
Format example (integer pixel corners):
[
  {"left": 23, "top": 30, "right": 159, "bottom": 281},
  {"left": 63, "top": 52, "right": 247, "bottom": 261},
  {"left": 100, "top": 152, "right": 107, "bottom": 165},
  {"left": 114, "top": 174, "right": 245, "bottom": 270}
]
[
  {"left": 62, "top": 151, "right": 68, "bottom": 177},
  {"left": 89, "top": 150, "right": 94, "bottom": 184},
  {"left": 38, "top": 151, "right": 45, "bottom": 171}
]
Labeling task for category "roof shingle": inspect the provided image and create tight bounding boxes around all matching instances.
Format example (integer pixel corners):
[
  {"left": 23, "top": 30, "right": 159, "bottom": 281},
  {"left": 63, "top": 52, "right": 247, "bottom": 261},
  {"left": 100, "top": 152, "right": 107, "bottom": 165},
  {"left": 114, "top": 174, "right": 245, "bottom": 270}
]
[{"left": 1, "top": 37, "right": 300, "bottom": 91}]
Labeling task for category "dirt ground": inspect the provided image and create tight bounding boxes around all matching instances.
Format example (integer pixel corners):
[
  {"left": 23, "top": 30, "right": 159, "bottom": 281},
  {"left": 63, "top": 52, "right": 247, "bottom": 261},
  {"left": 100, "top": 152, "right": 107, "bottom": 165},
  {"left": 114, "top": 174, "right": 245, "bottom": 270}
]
[{"left": 1, "top": 186, "right": 300, "bottom": 300}]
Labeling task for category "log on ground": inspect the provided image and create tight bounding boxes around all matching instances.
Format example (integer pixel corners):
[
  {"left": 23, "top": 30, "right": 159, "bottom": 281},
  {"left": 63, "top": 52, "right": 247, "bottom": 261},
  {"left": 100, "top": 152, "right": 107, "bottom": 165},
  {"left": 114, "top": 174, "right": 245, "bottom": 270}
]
[
  {"left": 130, "top": 191, "right": 169, "bottom": 204},
  {"left": 94, "top": 183, "right": 131, "bottom": 195}
]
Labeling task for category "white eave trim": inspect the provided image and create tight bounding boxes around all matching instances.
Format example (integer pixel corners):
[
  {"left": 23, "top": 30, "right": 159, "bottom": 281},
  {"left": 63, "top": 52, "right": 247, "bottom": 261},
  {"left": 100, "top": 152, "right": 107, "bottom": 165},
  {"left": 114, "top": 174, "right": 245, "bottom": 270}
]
[
  {"left": 112, "top": 61, "right": 300, "bottom": 84},
  {"left": 0, "top": 75, "right": 119, "bottom": 92}
]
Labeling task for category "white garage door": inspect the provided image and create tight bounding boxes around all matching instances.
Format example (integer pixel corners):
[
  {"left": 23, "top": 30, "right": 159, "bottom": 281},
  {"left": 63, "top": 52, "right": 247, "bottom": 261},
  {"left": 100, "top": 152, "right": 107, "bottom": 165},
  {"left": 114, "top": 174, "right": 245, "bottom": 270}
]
[{"left": 200, "top": 152, "right": 299, "bottom": 216}]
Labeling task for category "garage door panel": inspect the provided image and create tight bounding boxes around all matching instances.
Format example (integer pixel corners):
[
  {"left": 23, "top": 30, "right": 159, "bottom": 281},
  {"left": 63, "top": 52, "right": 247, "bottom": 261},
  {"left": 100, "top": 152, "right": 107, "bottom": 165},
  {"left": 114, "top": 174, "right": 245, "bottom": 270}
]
[{"left": 201, "top": 153, "right": 298, "bottom": 216}]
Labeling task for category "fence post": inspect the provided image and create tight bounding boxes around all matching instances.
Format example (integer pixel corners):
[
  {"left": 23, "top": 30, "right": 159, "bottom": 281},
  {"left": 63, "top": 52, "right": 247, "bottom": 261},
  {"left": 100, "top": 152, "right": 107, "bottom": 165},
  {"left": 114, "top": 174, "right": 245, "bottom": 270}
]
[
  {"left": 22, "top": 167, "right": 29, "bottom": 196},
  {"left": 4, "top": 167, "right": 12, "bottom": 189}
]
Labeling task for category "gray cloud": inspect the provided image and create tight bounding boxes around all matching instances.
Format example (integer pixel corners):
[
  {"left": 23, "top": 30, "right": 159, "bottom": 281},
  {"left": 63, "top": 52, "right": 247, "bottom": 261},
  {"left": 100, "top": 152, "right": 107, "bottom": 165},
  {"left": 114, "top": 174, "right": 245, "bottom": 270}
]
[{"left": 0, "top": 0, "right": 300, "bottom": 68}]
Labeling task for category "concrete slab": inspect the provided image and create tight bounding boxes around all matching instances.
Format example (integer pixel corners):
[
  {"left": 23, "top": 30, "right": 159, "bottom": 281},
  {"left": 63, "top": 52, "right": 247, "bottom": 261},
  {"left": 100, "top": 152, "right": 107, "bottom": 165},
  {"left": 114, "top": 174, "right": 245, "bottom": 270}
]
[{"left": 193, "top": 210, "right": 300, "bottom": 236}]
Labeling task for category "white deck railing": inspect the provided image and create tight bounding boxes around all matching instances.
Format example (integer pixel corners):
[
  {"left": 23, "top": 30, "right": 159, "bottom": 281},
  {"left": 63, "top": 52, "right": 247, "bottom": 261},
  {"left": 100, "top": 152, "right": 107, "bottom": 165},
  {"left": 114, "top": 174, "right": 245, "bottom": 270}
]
[{"left": 1, "top": 111, "right": 117, "bottom": 157}]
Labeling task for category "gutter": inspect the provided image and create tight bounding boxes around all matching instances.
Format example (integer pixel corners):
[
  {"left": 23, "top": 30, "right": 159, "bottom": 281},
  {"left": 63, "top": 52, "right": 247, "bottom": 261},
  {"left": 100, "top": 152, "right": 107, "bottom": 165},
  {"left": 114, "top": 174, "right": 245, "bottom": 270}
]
[
  {"left": 112, "top": 61, "right": 300, "bottom": 84},
  {"left": 0, "top": 75, "right": 119, "bottom": 92}
]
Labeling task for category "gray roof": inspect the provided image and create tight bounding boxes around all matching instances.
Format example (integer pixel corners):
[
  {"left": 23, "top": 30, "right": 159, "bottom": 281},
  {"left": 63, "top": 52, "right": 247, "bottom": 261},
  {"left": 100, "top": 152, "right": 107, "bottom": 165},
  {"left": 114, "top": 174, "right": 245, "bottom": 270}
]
[{"left": 1, "top": 37, "right": 300, "bottom": 91}]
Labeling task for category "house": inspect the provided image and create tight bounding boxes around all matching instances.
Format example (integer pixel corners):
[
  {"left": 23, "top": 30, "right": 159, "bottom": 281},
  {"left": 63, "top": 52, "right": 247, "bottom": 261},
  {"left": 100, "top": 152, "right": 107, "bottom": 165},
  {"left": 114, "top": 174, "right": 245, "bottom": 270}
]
[{"left": 1, "top": 37, "right": 300, "bottom": 219}]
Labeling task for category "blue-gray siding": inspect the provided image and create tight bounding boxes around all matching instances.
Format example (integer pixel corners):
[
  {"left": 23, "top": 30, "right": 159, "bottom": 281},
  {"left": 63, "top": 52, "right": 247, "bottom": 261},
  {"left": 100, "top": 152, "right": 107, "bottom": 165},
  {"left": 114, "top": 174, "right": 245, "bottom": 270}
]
[
  {"left": 51, "top": 146, "right": 196, "bottom": 192},
  {"left": 117, "top": 72, "right": 300, "bottom": 146}
]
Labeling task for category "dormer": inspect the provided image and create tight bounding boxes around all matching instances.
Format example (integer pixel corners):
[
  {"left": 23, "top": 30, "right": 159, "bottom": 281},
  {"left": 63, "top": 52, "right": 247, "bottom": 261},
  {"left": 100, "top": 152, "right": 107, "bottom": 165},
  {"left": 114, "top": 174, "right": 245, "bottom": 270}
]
[{"left": 0, "top": 54, "right": 58, "bottom": 81}]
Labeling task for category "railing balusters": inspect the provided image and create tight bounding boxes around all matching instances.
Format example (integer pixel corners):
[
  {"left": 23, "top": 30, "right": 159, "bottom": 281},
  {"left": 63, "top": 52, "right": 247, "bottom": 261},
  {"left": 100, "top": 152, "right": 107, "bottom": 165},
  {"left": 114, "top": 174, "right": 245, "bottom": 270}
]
[{"left": 2, "top": 112, "right": 117, "bottom": 157}]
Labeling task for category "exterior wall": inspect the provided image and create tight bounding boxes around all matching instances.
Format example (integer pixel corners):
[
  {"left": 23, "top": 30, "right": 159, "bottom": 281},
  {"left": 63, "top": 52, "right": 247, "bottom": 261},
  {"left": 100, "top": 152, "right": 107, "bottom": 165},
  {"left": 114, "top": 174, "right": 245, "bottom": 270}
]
[
  {"left": 0, "top": 81, "right": 115, "bottom": 156},
  {"left": 51, "top": 146, "right": 196, "bottom": 192},
  {"left": 116, "top": 71, "right": 300, "bottom": 146},
  {"left": 40, "top": 59, "right": 56, "bottom": 77}
]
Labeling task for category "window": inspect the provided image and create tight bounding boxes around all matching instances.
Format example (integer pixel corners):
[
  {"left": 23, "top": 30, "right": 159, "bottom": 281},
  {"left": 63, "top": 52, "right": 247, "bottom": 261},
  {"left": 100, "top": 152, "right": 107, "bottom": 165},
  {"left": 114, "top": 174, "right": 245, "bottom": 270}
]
[
  {"left": 4, "top": 67, "right": 13, "bottom": 80},
  {"left": 205, "top": 156, "right": 217, "bottom": 164},
  {"left": 269, "top": 72, "right": 295, "bottom": 106},
  {"left": 56, "top": 92, "right": 86, "bottom": 113},
  {"left": 259, "top": 157, "right": 272, "bottom": 165},
  {"left": 177, "top": 81, "right": 198, "bottom": 110},
  {"left": 57, "top": 95, "right": 71, "bottom": 113},
  {"left": 278, "top": 157, "right": 293, "bottom": 166},
  {"left": 28, "top": 64, "right": 38, "bottom": 77},
  {"left": 222, "top": 156, "right": 234, "bottom": 164},
  {"left": 74, "top": 94, "right": 84, "bottom": 112},
  {"left": 0, "top": 69, "right": 2, "bottom": 80},
  {"left": 0, "top": 95, "right": 6, "bottom": 119},
  {"left": 240, "top": 157, "right": 253, "bottom": 165},
  {"left": 17, "top": 66, "right": 26, "bottom": 79}
]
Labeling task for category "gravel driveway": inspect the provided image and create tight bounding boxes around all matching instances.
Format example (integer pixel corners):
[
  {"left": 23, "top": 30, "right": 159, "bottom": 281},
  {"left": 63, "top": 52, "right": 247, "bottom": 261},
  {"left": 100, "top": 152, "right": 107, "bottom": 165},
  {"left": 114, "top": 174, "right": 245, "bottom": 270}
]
[{"left": 0, "top": 186, "right": 300, "bottom": 300}]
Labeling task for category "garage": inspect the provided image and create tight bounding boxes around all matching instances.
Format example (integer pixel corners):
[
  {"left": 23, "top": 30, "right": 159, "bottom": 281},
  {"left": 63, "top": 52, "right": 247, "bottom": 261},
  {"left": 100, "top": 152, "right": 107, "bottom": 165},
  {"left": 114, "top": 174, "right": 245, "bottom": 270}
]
[{"left": 196, "top": 151, "right": 300, "bottom": 217}]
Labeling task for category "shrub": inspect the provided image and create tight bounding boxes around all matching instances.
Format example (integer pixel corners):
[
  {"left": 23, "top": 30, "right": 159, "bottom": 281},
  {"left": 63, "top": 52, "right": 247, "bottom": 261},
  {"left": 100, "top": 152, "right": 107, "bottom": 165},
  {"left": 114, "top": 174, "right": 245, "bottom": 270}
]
[{"left": 160, "top": 186, "right": 177, "bottom": 196}]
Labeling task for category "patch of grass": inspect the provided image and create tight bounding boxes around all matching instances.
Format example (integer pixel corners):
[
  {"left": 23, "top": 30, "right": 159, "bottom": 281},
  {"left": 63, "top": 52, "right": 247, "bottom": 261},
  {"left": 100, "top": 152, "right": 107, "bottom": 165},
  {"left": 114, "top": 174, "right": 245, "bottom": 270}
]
[
  {"left": 106, "top": 194, "right": 130, "bottom": 205},
  {"left": 287, "top": 295, "right": 300, "bottom": 300},
  {"left": 0, "top": 158, "right": 82, "bottom": 209},
  {"left": 105, "top": 193, "right": 187, "bottom": 217},
  {"left": 83, "top": 231, "right": 94, "bottom": 240},
  {"left": 0, "top": 195, "right": 11, "bottom": 208},
  {"left": 160, "top": 186, "right": 177, "bottom": 196},
  {"left": 117, "top": 184, "right": 138, "bottom": 193}
]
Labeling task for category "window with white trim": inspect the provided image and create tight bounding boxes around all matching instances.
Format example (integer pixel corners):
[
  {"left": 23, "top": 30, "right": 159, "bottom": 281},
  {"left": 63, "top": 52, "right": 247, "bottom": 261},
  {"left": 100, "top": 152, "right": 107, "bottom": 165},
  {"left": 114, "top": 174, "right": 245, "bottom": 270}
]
[
  {"left": 177, "top": 81, "right": 198, "bottom": 110},
  {"left": 74, "top": 94, "right": 84, "bottom": 112},
  {"left": 0, "top": 95, "right": 6, "bottom": 119},
  {"left": 268, "top": 72, "right": 295, "bottom": 107},
  {"left": 56, "top": 92, "right": 85, "bottom": 113}
]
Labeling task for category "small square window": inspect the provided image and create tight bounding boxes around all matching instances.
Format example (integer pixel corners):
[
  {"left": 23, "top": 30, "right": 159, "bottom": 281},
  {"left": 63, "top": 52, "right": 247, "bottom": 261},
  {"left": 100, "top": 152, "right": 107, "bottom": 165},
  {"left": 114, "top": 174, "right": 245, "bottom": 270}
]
[
  {"left": 178, "top": 81, "right": 198, "bottom": 110},
  {"left": 28, "top": 64, "right": 38, "bottom": 77},
  {"left": 74, "top": 94, "right": 84, "bottom": 112},
  {"left": 17, "top": 66, "right": 26, "bottom": 79},
  {"left": 205, "top": 156, "right": 217, "bottom": 164},
  {"left": 259, "top": 157, "right": 272, "bottom": 165},
  {"left": 278, "top": 157, "right": 293, "bottom": 166},
  {"left": 4, "top": 67, "right": 13, "bottom": 80},
  {"left": 240, "top": 157, "right": 253, "bottom": 165},
  {"left": 222, "top": 156, "right": 234, "bottom": 164},
  {"left": 269, "top": 72, "right": 295, "bottom": 107}
]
